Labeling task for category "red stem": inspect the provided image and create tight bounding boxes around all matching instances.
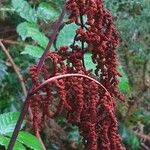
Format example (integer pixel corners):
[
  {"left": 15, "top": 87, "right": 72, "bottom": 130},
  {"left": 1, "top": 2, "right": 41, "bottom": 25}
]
[
  {"left": 7, "top": 1, "right": 67, "bottom": 150},
  {"left": 37, "top": 3, "right": 67, "bottom": 73}
]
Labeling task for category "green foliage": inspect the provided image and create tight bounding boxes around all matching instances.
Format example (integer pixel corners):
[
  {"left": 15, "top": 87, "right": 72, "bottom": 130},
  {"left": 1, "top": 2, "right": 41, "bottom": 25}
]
[
  {"left": 7, "top": 131, "right": 43, "bottom": 150},
  {"left": 17, "top": 22, "right": 48, "bottom": 48},
  {"left": 16, "top": 22, "right": 39, "bottom": 41},
  {"left": 22, "top": 45, "right": 44, "bottom": 58},
  {"left": 0, "top": 135, "right": 26, "bottom": 150},
  {"left": 0, "top": 112, "right": 43, "bottom": 150},
  {"left": 0, "top": 112, "right": 25, "bottom": 135},
  {"left": 118, "top": 67, "right": 130, "bottom": 93},
  {"left": 37, "top": 2, "right": 59, "bottom": 21},
  {"left": 0, "top": 60, "right": 7, "bottom": 83},
  {"left": 127, "top": 109, "right": 150, "bottom": 127},
  {"left": 67, "top": 126, "right": 82, "bottom": 147},
  {"left": 56, "top": 23, "right": 78, "bottom": 48},
  {"left": 0, "top": 0, "right": 149, "bottom": 149},
  {"left": 105, "top": 0, "right": 150, "bottom": 56},
  {"left": 11, "top": 0, "right": 59, "bottom": 23},
  {"left": 17, "top": 21, "right": 48, "bottom": 57},
  {"left": 84, "top": 53, "right": 96, "bottom": 71},
  {"left": 12, "top": 0, "right": 37, "bottom": 22},
  {"left": 11, "top": 0, "right": 61, "bottom": 57},
  {"left": 0, "top": 99, "right": 13, "bottom": 111},
  {"left": 119, "top": 123, "right": 140, "bottom": 150}
]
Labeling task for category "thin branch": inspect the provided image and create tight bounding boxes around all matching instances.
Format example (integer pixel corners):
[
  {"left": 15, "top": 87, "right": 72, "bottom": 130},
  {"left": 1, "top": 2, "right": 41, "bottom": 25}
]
[
  {"left": 0, "top": 41, "right": 27, "bottom": 98},
  {"left": 37, "top": 2, "right": 67, "bottom": 73},
  {"left": 71, "top": 33, "right": 78, "bottom": 49},
  {"left": 7, "top": 1, "right": 67, "bottom": 149},
  {"left": 36, "top": 131, "right": 46, "bottom": 150},
  {"left": 0, "top": 39, "right": 20, "bottom": 45},
  {"left": 0, "top": 7, "right": 15, "bottom": 12},
  {"left": 140, "top": 143, "right": 150, "bottom": 150},
  {"left": 53, "top": 22, "right": 66, "bottom": 51},
  {"left": 135, "top": 132, "right": 150, "bottom": 142},
  {"left": 0, "top": 40, "right": 33, "bottom": 124},
  {"left": 79, "top": 14, "right": 85, "bottom": 68},
  {"left": 143, "top": 59, "right": 149, "bottom": 91}
]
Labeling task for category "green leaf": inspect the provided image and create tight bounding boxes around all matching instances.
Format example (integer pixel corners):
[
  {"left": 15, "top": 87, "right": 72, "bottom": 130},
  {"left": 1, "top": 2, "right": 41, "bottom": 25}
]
[
  {"left": 11, "top": 0, "right": 37, "bottom": 22},
  {"left": 17, "top": 22, "right": 39, "bottom": 40},
  {"left": 56, "top": 23, "right": 78, "bottom": 48},
  {"left": 0, "top": 112, "right": 25, "bottom": 135},
  {"left": 37, "top": 2, "right": 59, "bottom": 21},
  {"left": 0, "top": 135, "right": 26, "bottom": 150},
  {"left": 118, "top": 67, "right": 130, "bottom": 93},
  {"left": 17, "top": 22, "right": 49, "bottom": 48},
  {"left": 22, "top": 45, "right": 44, "bottom": 58},
  {"left": 84, "top": 53, "right": 96, "bottom": 71},
  {"left": 16, "top": 131, "right": 43, "bottom": 150},
  {"left": 68, "top": 126, "right": 80, "bottom": 142}
]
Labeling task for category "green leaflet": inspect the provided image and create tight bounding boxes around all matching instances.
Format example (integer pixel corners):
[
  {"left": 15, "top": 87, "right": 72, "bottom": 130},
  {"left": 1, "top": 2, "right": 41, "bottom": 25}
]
[
  {"left": 0, "top": 135, "right": 26, "bottom": 150},
  {"left": 0, "top": 112, "right": 25, "bottom": 135},
  {"left": 7, "top": 131, "right": 43, "bottom": 150},
  {"left": 0, "top": 112, "right": 43, "bottom": 149},
  {"left": 37, "top": 2, "right": 59, "bottom": 21},
  {"left": 56, "top": 23, "right": 78, "bottom": 48},
  {"left": 17, "top": 22, "right": 49, "bottom": 48},
  {"left": 22, "top": 45, "right": 44, "bottom": 58},
  {"left": 16, "top": 22, "right": 39, "bottom": 40},
  {"left": 84, "top": 53, "right": 96, "bottom": 72},
  {"left": 11, "top": 0, "right": 37, "bottom": 23}
]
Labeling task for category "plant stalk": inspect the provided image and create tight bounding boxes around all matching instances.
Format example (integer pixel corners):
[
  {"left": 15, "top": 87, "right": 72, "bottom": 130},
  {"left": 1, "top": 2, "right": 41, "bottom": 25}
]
[{"left": 7, "top": 1, "right": 67, "bottom": 149}]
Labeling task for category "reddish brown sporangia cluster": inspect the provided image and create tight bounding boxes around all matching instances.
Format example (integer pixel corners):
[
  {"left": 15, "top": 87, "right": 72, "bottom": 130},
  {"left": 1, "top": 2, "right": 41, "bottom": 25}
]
[{"left": 29, "top": 0, "right": 126, "bottom": 150}]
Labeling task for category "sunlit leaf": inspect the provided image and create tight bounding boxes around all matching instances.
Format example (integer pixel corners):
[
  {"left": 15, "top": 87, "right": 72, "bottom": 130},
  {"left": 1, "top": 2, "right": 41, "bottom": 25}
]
[
  {"left": 0, "top": 135, "right": 26, "bottom": 150},
  {"left": 56, "top": 23, "right": 78, "bottom": 48},
  {"left": 22, "top": 45, "right": 44, "bottom": 58},
  {"left": 7, "top": 131, "right": 43, "bottom": 150},
  {"left": 118, "top": 67, "right": 130, "bottom": 93},
  {"left": 37, "top": 2, "right": 59, "bottom": 21},
  {"left": 17, "top": 22, "right": 48, "bottom": 48},
  {"left": 11, "top": 0, "right": 37, "bottom": 22},
  {"left": 0, "top": 112, "right": 25, "bottom": 135}
]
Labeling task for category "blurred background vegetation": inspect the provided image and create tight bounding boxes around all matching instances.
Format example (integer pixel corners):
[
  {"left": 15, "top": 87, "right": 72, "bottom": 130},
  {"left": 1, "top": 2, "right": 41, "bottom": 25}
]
[{"left": 0, "top": 0, "right": 149, "bottom": 149}]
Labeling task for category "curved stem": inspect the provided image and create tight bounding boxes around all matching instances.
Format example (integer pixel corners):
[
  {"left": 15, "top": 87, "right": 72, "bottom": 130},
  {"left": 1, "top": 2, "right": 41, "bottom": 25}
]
[{"left": 31, "top": 73, "right": 113, "bottom": 102}]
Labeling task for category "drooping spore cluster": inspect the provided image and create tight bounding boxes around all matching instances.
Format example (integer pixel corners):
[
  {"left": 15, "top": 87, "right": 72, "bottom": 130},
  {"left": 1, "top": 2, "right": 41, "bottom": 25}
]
[{"left": 29, "top": 0, "right": 126, "bottom": 149}]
